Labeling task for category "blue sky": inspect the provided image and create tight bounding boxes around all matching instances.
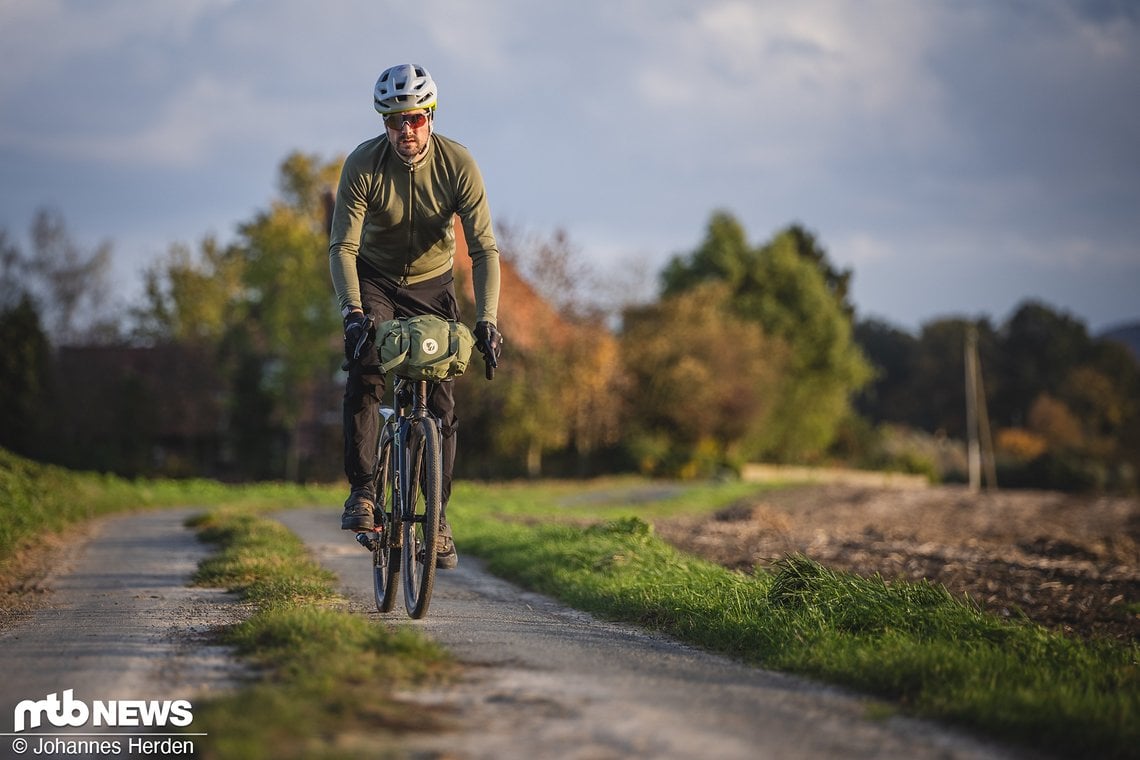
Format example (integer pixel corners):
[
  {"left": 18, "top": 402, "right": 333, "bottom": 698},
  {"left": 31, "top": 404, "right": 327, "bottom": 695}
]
[{"left": 1, "top": 0, "right": 1137, "bottom": 333}]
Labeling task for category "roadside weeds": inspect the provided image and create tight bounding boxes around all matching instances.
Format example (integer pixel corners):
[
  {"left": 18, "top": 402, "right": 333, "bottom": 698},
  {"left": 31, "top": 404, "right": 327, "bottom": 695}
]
[{"left": 186, "top": 506, "right": 457, "bottom": 759}]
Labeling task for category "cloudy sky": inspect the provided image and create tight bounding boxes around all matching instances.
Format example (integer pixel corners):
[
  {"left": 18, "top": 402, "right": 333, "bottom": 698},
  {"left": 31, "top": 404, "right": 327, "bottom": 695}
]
[{"left": 1, "top": 0, "right": 1137, "bottom": 334}]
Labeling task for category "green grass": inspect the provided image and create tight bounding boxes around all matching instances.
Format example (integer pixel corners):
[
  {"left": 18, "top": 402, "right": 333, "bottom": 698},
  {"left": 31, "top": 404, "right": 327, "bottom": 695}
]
[
  {"left": 0, "top": 446, "right": 338, "bottom": 570},
  {"left": 188, "top": 507, "right": 454, "bottom": 759},
  {"left": 448, "top": 480, "right": 1140, "bottom": 760}
]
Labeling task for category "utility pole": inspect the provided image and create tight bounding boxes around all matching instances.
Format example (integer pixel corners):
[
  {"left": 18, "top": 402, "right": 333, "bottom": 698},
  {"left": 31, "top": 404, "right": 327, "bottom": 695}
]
[{"left": 965, "top": 325, "right": 998, "bottom": 492}]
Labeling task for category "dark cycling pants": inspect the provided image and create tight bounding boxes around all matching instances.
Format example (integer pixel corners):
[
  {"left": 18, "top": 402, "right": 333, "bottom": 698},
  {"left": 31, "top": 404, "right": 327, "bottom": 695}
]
[{"left": 344, "top": 267, "right": 460, "bottom": 515}]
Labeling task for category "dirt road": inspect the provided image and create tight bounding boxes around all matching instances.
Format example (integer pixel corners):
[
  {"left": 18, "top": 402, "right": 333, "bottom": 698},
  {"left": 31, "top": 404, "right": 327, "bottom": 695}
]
[
  {"left": 277, "top": 507, "right": 1028, "bottom": 759},
  {"left": 0, "top": 506, "right": 1033, "bottom": 759},
  {"left": 0, "top": 508, "right": 244, "bottom": 757}
]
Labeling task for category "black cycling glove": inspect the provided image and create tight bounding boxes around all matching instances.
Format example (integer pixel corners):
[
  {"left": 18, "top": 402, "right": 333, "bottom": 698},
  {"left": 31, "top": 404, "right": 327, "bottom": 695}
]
[
  {"left": 343, "top": 311, "right": 373, "bottom": 364},
  {"left": 474, "top": 321, "right": 502, "bottom": 373}
]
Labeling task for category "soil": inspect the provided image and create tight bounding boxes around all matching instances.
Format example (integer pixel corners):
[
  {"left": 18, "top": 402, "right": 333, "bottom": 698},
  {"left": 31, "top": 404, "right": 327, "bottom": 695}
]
[{"left": 655, "top": 483, "right": 1140, "bottom": 642}]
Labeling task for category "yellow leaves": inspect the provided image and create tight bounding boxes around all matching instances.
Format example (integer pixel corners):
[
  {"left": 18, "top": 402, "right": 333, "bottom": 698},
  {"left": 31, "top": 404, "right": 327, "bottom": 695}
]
[{"left": 996, "top": 428, "right": 1049, "bottom": 462}]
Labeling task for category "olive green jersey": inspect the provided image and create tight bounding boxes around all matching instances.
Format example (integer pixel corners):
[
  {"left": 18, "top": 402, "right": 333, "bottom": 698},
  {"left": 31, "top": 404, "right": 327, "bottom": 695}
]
[{"left": 329, "top": 132, "right": 500, "bottom": 324}]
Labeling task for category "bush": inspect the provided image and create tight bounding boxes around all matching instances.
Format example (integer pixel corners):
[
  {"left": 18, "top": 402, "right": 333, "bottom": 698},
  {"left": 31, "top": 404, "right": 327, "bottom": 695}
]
[{"left": 998, "top": 452, "right": 1103, "bottom": 492}]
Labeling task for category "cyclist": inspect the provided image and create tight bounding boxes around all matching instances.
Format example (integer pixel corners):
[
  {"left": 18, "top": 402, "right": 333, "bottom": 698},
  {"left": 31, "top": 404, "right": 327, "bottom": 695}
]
[{"left": 329, "top": 63, "right": 502, "bottom": 569}]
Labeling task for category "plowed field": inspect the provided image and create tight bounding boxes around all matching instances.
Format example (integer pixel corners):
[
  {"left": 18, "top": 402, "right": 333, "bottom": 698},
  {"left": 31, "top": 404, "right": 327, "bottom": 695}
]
[{"left": 656, "top": 484, "right": 1139, "bottom": 641}]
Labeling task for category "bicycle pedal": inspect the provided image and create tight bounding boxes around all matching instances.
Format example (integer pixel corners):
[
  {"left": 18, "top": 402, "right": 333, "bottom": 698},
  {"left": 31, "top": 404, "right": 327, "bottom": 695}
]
[{"left": 354, "top": 532, "right": 380, "bottom": 552}]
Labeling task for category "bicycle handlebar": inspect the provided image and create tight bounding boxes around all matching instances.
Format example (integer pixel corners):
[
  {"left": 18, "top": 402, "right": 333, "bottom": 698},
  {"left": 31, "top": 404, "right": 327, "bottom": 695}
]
[{"left": 477, "top": 335, "right": 497, "bottom": 380}]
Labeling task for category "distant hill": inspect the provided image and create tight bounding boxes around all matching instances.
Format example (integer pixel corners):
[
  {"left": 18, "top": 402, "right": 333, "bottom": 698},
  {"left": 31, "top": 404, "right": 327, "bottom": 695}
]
[{"left": 1099, "top": 321, "right": 1140, "bottom": 361}]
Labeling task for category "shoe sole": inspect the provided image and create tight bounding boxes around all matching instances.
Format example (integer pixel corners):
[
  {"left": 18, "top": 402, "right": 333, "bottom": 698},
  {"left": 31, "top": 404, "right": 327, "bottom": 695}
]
[{"left": 436, "top": 552, "right": 458, "bottom": 570}]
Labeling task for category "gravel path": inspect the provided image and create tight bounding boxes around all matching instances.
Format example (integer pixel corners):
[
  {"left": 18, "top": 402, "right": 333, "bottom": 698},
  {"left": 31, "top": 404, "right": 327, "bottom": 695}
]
[
  {"left": 276, "top": 507, "right": 1034, "bottom": 760},
  {"left": 0, "top": 508, "right": 243, "bottom": 757}
]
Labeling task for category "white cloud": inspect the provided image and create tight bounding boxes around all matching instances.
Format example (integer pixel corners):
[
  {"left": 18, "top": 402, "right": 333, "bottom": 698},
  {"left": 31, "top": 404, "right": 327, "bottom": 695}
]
[
  {"left": 623, "top": 0, "right": 964, "bottom": 179},
  {"left": 0, "top": 0, "right": 236, "bottom": 96},
  {"left": 0, "top": 73, "right": 293, "bottom": 167}
]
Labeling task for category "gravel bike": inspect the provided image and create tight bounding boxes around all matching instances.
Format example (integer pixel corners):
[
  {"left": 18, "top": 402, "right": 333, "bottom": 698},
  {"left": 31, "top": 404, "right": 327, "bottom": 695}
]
[
  {"left": 355, "top": 374, "right": 442, "bottom": 619},
  {"left": 350, "top": 316, "right": 497, "bottom": 619}
]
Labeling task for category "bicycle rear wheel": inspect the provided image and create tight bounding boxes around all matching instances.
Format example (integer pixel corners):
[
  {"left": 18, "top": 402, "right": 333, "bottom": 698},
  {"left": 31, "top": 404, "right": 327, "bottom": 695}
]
[
  {"left": 372, "top": 423, "right": 400, "bottom": 613},
  {"left": 401, "top": 417, "right": 441, "bottom": 619}
]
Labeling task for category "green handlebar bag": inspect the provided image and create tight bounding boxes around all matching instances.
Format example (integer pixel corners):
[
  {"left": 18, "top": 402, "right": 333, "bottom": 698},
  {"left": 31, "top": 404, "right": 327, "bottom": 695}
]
[{"left": 375, "top": 315, "right": 475, "bottom": 381}]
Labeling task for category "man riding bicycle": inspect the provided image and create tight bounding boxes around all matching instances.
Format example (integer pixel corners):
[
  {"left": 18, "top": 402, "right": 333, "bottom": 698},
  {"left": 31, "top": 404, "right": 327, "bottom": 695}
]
[{"left": 329, "top": 63, "right": 502, "bottom": 569}]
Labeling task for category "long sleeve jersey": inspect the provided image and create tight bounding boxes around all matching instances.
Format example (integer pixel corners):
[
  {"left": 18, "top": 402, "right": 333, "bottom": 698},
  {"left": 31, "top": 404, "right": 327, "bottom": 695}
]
[{"left": 329, "top": 132, "right": 501, "bottom": 324}]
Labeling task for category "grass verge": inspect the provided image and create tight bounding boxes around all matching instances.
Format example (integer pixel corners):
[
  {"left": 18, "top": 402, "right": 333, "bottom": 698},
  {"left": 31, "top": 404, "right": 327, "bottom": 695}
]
[
  {"left": 187, "top": 506, "right": 455, "bottom": 759},
  {"left": 449, "top": 480, "right": 1140, "bottom": 760},
  {"left": 0, "top": 448, "right": 453, "bottom": 758},
  {"left": 0, "top": 447, "right": 338, "bottom": 571}
]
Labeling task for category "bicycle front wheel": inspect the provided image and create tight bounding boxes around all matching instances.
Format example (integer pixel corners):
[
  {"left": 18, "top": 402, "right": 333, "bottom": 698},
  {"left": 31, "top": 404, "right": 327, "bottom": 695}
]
[
  {"left": 372, "top": 422, "right": 400, "bottom": 613},
  {"left": 401, "top": 417, "right": 441, "bottom": 619}
]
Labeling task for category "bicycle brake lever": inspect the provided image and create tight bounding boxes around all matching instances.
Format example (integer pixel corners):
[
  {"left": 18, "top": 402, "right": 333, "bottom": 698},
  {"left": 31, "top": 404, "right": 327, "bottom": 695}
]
[
  {"left": 352, "top": 316, "right": 375, "bottom": 361},
  {"left": 478, "top": 336, "right": 498, "bottom": 380}
]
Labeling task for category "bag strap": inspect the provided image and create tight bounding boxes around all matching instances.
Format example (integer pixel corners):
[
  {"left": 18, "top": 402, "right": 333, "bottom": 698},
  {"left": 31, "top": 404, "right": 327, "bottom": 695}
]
[
  {"left": 378, "top": 322, "right": 410, "bottom": 374},
  {"left": 379, "top": 349, "right": 409, "bottom": 375}
]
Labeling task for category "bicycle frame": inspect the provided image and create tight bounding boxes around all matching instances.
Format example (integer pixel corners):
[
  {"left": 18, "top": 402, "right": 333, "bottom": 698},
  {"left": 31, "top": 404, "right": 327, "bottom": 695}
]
[
  {"left": 355, "top": 377, "right": 434, "bottom": 548},
  {"left": 360, "top": 375, "right": 443, "bottom": 618}
]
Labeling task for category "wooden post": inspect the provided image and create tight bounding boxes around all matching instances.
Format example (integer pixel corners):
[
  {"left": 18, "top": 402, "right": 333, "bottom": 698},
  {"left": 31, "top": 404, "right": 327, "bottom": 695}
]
[
  {"left": 965, "top": 325, "right": 998, "bottom": 492},
  {"left": 966, "top": 327, "right": 981, "bottom": 492}
]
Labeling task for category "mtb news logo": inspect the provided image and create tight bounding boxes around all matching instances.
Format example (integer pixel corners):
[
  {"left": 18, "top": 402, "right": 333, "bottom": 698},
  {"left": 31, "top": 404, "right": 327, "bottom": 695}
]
[{"left": 13, "top": 689, "right": 193, "bottom": 732}]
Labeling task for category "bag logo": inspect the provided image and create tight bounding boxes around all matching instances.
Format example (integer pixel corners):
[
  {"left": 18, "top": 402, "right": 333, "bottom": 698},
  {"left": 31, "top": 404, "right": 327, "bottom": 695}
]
[{"left": 421, "top": 338, "right": 439, "bottom": 355}]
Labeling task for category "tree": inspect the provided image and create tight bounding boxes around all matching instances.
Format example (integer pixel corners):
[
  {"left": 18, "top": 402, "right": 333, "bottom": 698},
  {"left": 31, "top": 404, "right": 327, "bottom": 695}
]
[
  {"left": 0, "top": 211, "right": 119, "bottom": 344},
  {"left": 994, "top": 301, "right": 1091, "bottom": 428},
  {"left": 657, "top": 213, "right": 870, "bottom": 462},
  {"left": 661, "top": 211, "right": 751, "bottom": 296},
  {"left": 783, "top": 223, "right": 855, "bottom": 318},
  {"left": 906, "top": 318, "right": 1000, "bottom": 438},
  {"left": 132, "top": 237, "right": 246, "bottom": 343},
  {"left": 853, "top": 318, "right": 919, "bottom": 424},
  {"left": 621, "top": 282, "right": 788, "bottom": 476},
  {"left": 0, "top": 295, "right": 51, "bottom": 456},
  {"left": 276, "top": 151, "right": 343, "bottom": 227},
  {"left": 27, "top": 209, "right": 118, "bottom": 343},
  {"left": 0, "top": 229, "right": 25, "bottom": 312},
  {"left": 131, "top": 152, "right": 344, "bottom": 480},
  {"left": 454, "top": 224, "right": 627, "bottom": 478},
  {"left": 230, "top": 154, "right": 343, "bottom": 480},
  {"left": 988, "top": 301, "right": 1139, "bottom": 486}
]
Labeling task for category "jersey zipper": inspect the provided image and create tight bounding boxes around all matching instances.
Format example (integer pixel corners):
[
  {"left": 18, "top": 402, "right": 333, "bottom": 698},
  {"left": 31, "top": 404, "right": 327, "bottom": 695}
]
[{"left": 401, "top": 162, "right": 416, "bottom": 286}]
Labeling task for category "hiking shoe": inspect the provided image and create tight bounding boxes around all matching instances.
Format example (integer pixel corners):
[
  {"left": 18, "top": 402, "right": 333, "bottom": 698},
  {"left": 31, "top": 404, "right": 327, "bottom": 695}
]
[
  {"left": 435, "top": 519, "right": 458, "bottom": 569},
  {"left": 341, "top": 487, "right": 375, "bottom": 532}
]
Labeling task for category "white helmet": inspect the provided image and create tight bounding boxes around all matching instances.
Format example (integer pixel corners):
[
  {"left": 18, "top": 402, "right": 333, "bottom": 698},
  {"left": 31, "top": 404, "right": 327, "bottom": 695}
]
[{"left": 373, "top": 64, "right": 438, "bottom": 115}]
